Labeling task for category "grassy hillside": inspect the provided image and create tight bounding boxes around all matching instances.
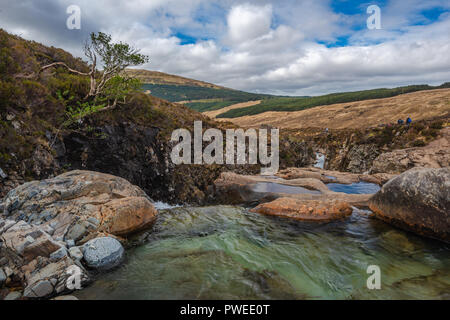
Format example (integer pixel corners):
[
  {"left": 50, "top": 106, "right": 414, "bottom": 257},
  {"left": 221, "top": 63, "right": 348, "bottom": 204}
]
[
  {"left": 141, "top": 83, "right": 272, "bottom": 111},
  {"left": 125, "top": 69, "right": 223, "bottom": 89},
  {"left": 217, "top": 88, "right": 450, "bottom": 130},
  {"left": 126, "top": 68, "right": 277, "bottom": 111},
  {"left": 0, "top": 29, "right": 219, "bottom": 172},
  {"left": 216, "top": 84, "right": 450, "bottom": 118}
]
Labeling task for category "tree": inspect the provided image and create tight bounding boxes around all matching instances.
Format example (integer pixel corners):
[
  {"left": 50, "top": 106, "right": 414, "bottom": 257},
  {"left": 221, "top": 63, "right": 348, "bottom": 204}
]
[
  {"left": 38, "top": 32, "right": 149, "bottom": 109},
  {"left": 83, "top": 32, "right": 149, "bottom": 104}
]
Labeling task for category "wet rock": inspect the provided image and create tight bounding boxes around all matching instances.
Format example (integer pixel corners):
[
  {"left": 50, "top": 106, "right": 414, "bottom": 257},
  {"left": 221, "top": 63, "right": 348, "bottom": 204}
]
[
  {"left": 82, "top": 237, "right": 124, "bottom": 271},
  {"left": 251, "top": 197, "right": 353, "bottom": 222},
  {"left": 369, "top": 168, "right": 450, "bottom": 242}
]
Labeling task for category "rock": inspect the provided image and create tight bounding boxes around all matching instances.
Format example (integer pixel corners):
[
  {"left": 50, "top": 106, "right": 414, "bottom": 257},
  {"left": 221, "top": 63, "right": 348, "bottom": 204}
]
[
  {"left": 23, "top": 280, "right": 53, "bottom": 298},
  {"left": 82, "top": 237, "right": 124, "bottom": 271},
  {"left": 23, "top": 256, "right": 88, "bottom": 298},
  {"left": 1, "top": 170, "right": 158, "bottom": 243},
  {"left": 0, "top": 219, "right": 16, "bottom": 234},
  {"left": 370, "top": 127, "right": 450, "bottom": 174},
  {"left": 251, "top": 198, "right": 353, "bottom": 222},
  {"left": 0, "top": 167, "right": 7, "bottom": 179},
  {"left": 0, "top": 268, "right": 6, "bottom": 285},
  {"left": 68, "top": 247, "right": 83, "bottom": 261},
  {"left": 49, "top": 246, "right": 68, "bottom": 262},
  {"left": 211, "top": 171, "right": 372, "bottom": 207},
  {"left": 1, "top": 221, "right": 61, "bottom": 263},
  {"left": 52, "top": 295, "right": 78, "bottom": 300},
  {"left": 4, "top": 291, "right": 22, "bottom": 300},
  {"left": 97, "top": 197, "right": 158, "bottom": 236},
  {"left": 65, "top": 223, "right": 88, "bottom": 242},
  {"left": 369, "top": 168, "right": 450, "bottom": 242},
  {"left": 65, "top": 239, "right": 75, "bottom": 248},
  {"left": 0, "top": 257, "right": 8, "bottom": 266}
]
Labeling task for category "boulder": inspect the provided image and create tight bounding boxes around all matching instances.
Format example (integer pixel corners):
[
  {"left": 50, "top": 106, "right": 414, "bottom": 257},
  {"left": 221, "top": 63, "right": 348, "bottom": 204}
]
[
  {"left": 82, "top": 237, "right": 124, "bottom": 271},
  {"left": 251, "top": 197, "right": 353, "bottom": 222},
  {"left": 369, "top": 168, "right": 450, "bottom": 242},
  {"left": 0, "top": 170, "right": 158, "bottom": 244}
]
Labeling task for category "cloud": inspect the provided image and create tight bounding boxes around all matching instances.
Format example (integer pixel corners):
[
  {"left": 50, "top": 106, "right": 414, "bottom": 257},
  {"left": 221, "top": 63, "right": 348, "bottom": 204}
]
[
  {"left": 0, "top": 0, "right": 449, "bottom": 96},
  {"left": 227, "top": 3, "right": 272, "bottom": 43}
]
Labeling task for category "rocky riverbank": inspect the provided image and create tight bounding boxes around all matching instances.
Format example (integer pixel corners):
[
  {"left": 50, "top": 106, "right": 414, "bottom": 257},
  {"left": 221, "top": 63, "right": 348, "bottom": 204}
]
[
  {"left": 1, "top": 166, "right": 449, "bottom": 300},
  {"left": 0, "top": 170, "right": 158, "bottom": 300}
]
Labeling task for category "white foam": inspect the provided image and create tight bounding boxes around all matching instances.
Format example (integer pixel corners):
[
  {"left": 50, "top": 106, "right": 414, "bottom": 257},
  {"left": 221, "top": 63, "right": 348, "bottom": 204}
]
[{"left": 152, "top": 201, "right": 182, "bottom": 210}]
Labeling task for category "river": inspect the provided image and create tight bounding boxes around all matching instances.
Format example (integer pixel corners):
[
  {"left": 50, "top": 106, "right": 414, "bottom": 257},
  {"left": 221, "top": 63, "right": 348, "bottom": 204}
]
[{"left": 74, "top": 182, "right": 450, "bottom": 300}]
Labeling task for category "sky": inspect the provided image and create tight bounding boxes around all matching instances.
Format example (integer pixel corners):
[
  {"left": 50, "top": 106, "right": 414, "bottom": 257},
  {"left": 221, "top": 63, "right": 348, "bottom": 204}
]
[{"left": 0, "top": 0, "right": 449, "bottom": 96}]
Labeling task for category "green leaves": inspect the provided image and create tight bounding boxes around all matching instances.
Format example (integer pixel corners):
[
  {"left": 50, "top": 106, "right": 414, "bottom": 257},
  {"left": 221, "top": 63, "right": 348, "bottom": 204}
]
[{"left": 65, "top": 101, "right": 106, "bottom": 126}]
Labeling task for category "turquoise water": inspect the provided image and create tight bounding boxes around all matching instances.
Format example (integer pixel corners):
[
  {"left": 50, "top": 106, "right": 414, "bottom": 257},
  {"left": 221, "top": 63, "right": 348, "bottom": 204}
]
[{"left": 74, "top": 205, "right": 450, "bottom": 300}]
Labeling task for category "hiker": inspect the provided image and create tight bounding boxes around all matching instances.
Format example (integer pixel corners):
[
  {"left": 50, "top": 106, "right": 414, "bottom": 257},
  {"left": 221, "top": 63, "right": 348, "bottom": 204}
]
[
  {"left": 406, "top": 117, "right": 412, "bottom": 125},
  {"left": 398, "top": 119, "right": 404, "bottom": 125}
]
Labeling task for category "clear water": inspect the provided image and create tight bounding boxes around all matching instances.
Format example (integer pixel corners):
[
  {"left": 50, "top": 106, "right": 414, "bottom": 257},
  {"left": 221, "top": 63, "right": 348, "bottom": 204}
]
[
  {"left": 74, "top": 206, "right": 450, "bottom": 300},
  {"left": 252, "top": 182, "right": 321, "bottom": 195},
  {"left": 327, "top": 182, "right": 381, "bottom": 194}
]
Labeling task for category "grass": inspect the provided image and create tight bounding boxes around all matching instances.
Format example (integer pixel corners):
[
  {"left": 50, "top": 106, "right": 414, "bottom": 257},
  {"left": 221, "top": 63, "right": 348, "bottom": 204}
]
[
  {"left": 216, "top": 83, "right": 450, "bottom": 118},
  {"left": 141, "top": 84, "right": 276, "bottom": 111}
]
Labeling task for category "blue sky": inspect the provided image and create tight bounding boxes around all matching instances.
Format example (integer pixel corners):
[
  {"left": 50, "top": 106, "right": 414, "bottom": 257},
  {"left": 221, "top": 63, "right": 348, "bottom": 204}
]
[{"left": 0, "top": 0, "right": 449, "bottom": 95}]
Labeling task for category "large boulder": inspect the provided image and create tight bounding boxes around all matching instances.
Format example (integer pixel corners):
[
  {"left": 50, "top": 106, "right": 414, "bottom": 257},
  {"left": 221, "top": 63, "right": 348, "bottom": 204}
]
[
  {"left": 0, "top": 170, "right": 158, "bottom": 299},
  {"left": 1, "top": 170, "right": 158, "bottom": 245},
  {"left": 82, "top": 237, "right": 124, "bottom": 271},
  {"left": 251, "top": 198, "right": 353, "bottom": 222},
  {"left": 369, "top": 168, "right": 450, "bottom": 243}
]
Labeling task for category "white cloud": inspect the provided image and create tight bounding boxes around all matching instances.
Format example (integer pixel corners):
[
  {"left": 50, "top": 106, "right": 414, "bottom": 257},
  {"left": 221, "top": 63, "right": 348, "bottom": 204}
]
[
  {"left": 0, "top": 0, "right": 449, "bottom": 96},
  {"left": 227, "top": 3, "right": 273, "bottom": 43}
]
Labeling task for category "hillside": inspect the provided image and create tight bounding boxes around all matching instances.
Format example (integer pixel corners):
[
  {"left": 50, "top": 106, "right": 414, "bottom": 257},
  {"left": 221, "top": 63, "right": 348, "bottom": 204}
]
[
  {"left": 215, "top": 83, "right": 450, "bottom": 119},
  {"left": 212, "top": 88, "right": 450, "bottom": 129},
  {"left": 125, "top": 69, "right": 224, "bottom": 89},
  {"left": 0, "top": 29, "right": 230, "bottom": 204},
  {"left": 125, "top": 68, "right": 276, "bottom": 111}
]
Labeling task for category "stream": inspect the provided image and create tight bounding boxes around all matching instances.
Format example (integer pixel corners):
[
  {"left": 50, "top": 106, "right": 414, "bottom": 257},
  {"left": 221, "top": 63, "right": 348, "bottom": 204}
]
[{"left": 74, "top": 182, "right": 450, "bottom": 300}]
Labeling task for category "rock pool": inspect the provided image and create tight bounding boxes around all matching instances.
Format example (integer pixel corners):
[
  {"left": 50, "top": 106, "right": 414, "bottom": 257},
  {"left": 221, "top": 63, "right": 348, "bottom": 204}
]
[{"left": 74, "top": 205, "right": 450, "bottom": 300}]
